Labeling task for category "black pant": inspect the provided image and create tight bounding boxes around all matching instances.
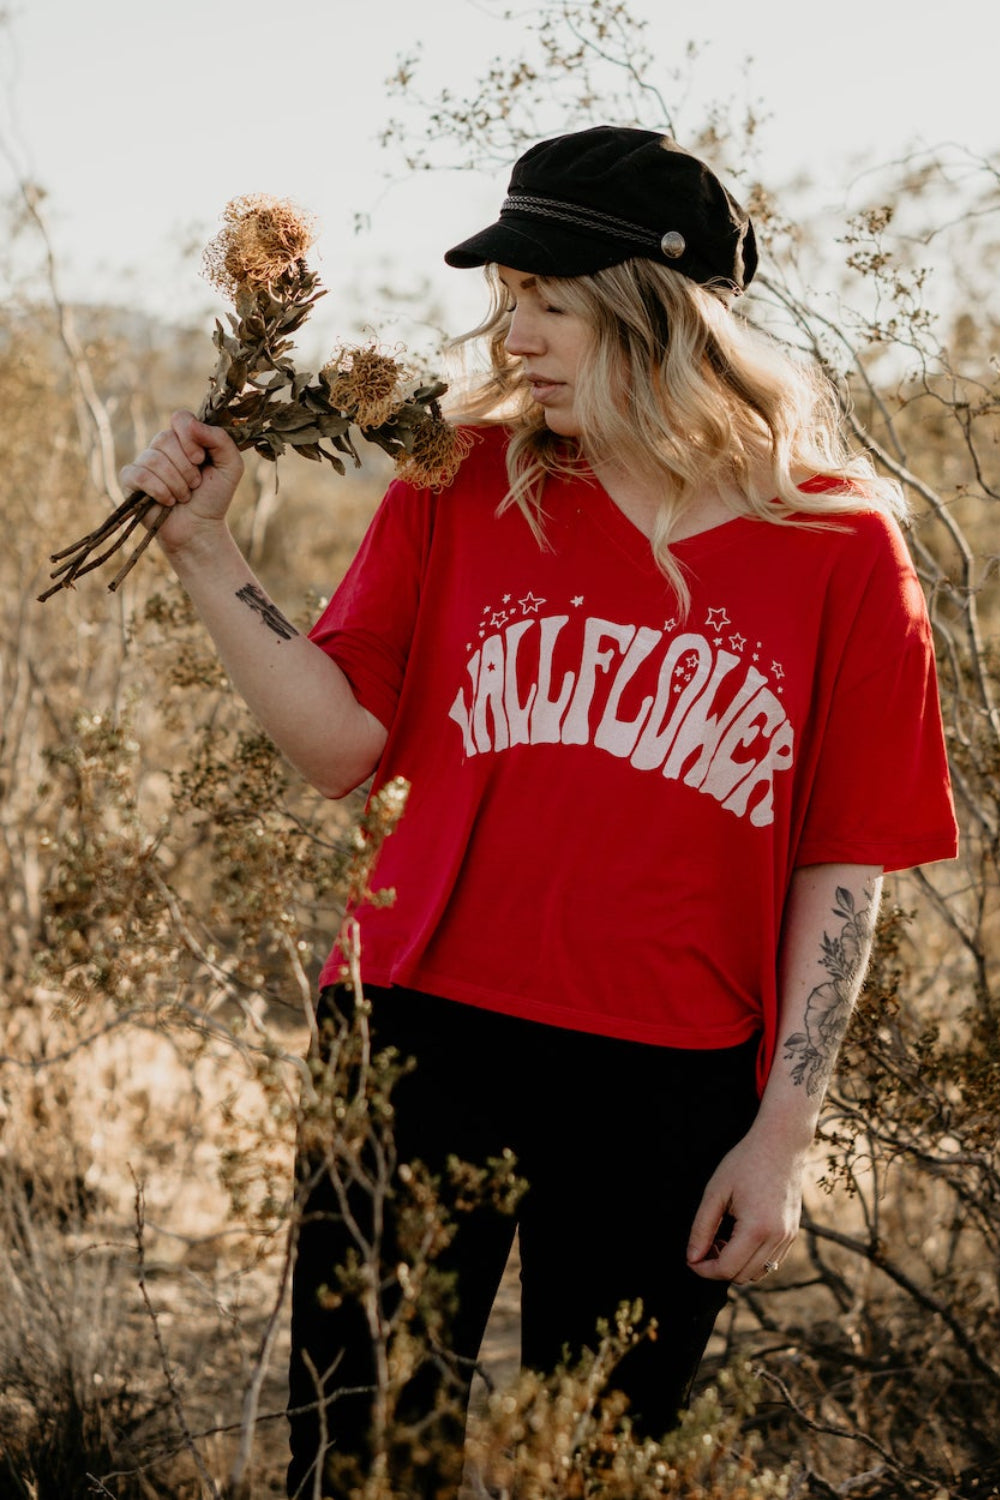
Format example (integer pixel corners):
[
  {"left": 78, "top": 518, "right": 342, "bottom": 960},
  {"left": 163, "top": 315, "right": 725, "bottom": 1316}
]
[{"left": 287, "top": 984, "right": 760, "bottom": 1498}]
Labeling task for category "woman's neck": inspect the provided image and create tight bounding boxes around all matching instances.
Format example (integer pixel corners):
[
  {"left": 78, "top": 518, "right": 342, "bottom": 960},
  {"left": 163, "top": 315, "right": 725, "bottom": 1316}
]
[{"left": 591, "top": 459, "right": 745, "bottom": 542}]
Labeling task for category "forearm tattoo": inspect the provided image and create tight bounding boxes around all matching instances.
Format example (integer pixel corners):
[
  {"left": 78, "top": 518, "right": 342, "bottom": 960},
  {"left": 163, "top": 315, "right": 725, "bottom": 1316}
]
[
  {"left": 782, "top": 883, "right": 877, "bottom": 1098},
  {"left": 235, "top": 583, "right": 299, "bottom": 642}
]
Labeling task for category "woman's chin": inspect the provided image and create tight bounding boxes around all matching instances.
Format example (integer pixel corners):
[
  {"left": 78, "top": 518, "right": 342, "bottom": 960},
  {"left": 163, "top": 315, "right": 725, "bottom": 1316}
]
[{"left": 541, "top": 409, "right": 582, "bottom": 438}]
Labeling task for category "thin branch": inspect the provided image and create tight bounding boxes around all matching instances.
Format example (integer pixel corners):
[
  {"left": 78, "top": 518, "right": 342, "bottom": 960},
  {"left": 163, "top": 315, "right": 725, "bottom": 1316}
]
[
  {"left": 225, "top": 1218, "right": 299, "bottom": 1496},
  {"left": 841, "top": 411, "right": 1000, "bottom": 753},
  {"left": 0, "top": 1005, "right": 160, "bottom": 1071},
  {"left": 757, "top": 1366, "right": 900, "bottom": 1469},
  {"left": 560, "top": 7, "right": 674, "bottom": 132},
  {"left": 132, "top": 1173, "right": 222, "bottom": 1498},
  {"left": 6, "top": 173, "right": 126, "bottom": 510},
  {"left": 801, "top": 1213, "right": 1000, "bottom": 1391}
]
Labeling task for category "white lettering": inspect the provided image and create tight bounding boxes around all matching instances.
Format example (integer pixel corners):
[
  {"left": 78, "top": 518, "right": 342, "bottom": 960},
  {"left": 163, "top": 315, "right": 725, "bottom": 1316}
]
[
  {"left": 447, "top": 612, "right": 796, "bottom": 830},
  {"left": 447, "top": 650, "right": 480, "bottom": 756},
  {"left": 722, "top": 719, "right": 795, "bottom": 827},
  {"left": 504, "top": 619, "right": 538, "bottom": 746},
  {"left": 663, "top": 656, "right": 769, "bottom": 788},
  {"left": 630, "top": 633, "right": 713, "bottom": 771},
  {"left": 529, "top": 616, "right": 575, "bottom": 743},
  {"left": 473, "top": 634, "right": 509, "bottom": 753},
  {"left": 700, "top": 687, "right": 787, "bottom": 803},
  {"left": 562, "top": 618, "right": 635, "bottom": 745},
  {"left": 594, "top": 625, "right": 662, "bottom": 757}
]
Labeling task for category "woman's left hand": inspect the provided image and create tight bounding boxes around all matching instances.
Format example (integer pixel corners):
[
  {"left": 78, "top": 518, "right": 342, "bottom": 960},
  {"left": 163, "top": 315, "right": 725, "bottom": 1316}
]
[{"left": 685, "top": 1124, "right": 806, "bottom": 1285}]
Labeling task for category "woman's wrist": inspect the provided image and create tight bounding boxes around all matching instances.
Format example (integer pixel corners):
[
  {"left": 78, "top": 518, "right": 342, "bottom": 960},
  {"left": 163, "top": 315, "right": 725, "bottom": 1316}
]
[
  {"left": 750, "top": 1090, "right": 819, "bottom": 1156},
  {"left": 158, "top": 514, "right": 237, "bottom": 571}
]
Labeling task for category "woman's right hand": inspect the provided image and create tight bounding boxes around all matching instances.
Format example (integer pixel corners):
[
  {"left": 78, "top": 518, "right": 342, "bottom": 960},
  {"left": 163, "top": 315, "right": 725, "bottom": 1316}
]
[{"left": 119, "top": 410, "right": 245, "bottom": 555}]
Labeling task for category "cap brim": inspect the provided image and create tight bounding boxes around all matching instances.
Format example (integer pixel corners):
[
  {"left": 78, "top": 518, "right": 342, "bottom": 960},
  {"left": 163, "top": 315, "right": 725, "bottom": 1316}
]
[
  {"left": 444, "top": 212, "right": 757, "bottom": 291},
  {"left": 444, "top": 216, "right": 629, "bottom": 277}
]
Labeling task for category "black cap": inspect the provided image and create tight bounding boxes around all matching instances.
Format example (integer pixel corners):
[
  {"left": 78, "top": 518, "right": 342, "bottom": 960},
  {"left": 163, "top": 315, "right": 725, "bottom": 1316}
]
[{"left": 444, "top": 125, "right": 757, "bottom": 292}]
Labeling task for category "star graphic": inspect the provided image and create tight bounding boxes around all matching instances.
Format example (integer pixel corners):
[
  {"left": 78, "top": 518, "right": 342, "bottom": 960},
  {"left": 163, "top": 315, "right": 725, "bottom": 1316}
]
[
  {"left": 482, "top": 605, "right": 490, "bottom": 614},
  {"left": 713, "top": 637, "right": 722, "bottom": 646},
  {"left": 502, "top": 593, "right": 511, "bottom": 603},
  {"left": 706, "top": 606, "right": 730, "bottom": 630},
  {"left": 771, "top": 661, "right": 785, "bottom": 679},
  {"left": 490, "top": 611, "right": 509, "bottom": 629},
  {"left": 729, "top": 633, "right": 746, "bottom": 652},
  {"left": 752, "top": 652, "right": 759, "bottom": 662},
  {"left": 664, "top": 617, "right": 678, "bottom": 632},
  {"left": 485, "top": 661, "right": 497, "bottom": 673},
  {"left": 571, "top": 595, "right": 584, "bottom": 607},
  {"left": 519, "top": 591, "right": 545, "bottom": 614}
]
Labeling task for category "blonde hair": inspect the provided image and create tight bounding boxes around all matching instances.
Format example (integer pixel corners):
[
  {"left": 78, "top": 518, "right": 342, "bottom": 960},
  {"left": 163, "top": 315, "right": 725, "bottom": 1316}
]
[{"left": 446, "top": 259, "right": 906, "bottom": 613}]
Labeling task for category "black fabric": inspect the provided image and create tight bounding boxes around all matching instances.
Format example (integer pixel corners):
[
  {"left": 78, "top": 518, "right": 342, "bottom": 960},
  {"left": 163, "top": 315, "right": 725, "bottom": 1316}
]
[
  {"left": 444, "top": 125, "right": 757, "bottom": 290},
  {"left": 287, "top": 983, "right": 760, "bottom": 1499}
]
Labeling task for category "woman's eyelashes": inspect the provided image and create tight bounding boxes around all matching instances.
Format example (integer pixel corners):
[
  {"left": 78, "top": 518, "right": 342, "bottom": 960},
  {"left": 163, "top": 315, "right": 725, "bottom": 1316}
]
[{"left": 505, "top": 300, "right": 565, "bottom": 315}]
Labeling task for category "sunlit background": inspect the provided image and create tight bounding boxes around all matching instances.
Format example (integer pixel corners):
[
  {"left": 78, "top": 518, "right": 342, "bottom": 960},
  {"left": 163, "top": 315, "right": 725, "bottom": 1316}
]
[{"left": 5, "top": 0, "right": 1000, "bottom": 347}]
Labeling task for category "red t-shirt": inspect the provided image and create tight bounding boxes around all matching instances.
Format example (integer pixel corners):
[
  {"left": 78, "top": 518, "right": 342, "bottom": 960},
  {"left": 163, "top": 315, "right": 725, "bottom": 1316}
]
[{"left": 309, "top": 426, "right": 958, "bottom": 1083}]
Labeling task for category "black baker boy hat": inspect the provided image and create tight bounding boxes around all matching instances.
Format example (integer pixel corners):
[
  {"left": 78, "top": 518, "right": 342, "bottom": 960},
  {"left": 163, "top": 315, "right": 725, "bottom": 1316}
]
[{"left": 445, "top": 125, "right": 757, "bottom": 293}]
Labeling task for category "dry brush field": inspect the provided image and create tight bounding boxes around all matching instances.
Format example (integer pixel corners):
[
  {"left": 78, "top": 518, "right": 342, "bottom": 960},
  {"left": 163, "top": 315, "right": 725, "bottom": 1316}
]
[{"left": 2, "top": 168, "right": 1000, "bottom": 1497}]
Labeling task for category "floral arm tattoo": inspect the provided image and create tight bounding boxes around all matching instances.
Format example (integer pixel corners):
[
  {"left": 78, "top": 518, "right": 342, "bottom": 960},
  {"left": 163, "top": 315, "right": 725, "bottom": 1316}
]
[
  {"left": 235, "top": 583, "right": 299, "bottom": 642},
  {"left": 782, "top": 882, "right": 877, "bottom": 1098}
]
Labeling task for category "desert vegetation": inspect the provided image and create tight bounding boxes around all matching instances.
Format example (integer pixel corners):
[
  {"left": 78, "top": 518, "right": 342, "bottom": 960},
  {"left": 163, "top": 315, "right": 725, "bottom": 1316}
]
[{"left": 1, "top": 4, "right": 998, "bottom": 1496}]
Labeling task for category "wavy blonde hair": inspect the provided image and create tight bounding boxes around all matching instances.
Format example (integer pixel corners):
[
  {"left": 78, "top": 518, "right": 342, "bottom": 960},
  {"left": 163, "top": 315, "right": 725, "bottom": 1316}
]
[{"left": 446, "top": 259, "right": 906, "bottom": 612}]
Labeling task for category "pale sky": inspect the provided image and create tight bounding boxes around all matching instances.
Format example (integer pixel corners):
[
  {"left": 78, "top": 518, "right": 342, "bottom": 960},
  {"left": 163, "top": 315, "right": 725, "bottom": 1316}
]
[{"left": 4, "top": 0, "right": 999, "bottom": 349}]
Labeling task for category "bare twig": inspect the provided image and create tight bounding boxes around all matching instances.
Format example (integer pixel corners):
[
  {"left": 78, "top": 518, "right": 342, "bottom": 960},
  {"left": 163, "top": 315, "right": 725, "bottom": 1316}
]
[
  {"left": 132, "top": 1172, "right": 223, "bottom": 1498},
  {"left": 801, "top": 1213, "right": 1000, "bottom": 1392},
  {"left": 225, "top": 1217, "right": 299, "bottom": 1497}
]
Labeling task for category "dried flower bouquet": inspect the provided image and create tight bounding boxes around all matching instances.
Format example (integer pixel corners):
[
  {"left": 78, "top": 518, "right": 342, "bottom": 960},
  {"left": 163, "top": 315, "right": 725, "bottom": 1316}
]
[{"left": 39, "top": 196, "right": 469, "bottom": 602}]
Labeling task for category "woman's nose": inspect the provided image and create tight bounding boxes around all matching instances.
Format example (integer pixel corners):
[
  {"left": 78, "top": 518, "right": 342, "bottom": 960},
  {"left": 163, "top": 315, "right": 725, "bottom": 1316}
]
[{"left": 505, "top": 305, "right": 543, "bottom": 357}]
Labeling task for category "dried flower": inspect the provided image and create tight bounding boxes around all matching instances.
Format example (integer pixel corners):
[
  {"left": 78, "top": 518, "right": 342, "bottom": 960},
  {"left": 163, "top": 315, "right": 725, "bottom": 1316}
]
[
  {"left": 39, "top": 197, "right": 469, "bottom": 601},
  {"left": 202, "top": 194, "right": 316, "bottom": 299},
  {"left": 395, "top": 417, "right": 474, "bottom": 491},
  {"left": 321, "top": 344, "right": 407, "bottom": 430}
]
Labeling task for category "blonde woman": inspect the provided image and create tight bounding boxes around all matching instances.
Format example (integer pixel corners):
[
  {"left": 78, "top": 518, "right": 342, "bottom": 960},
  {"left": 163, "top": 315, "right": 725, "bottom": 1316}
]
[{"left": 123, "top": 127, "right": 958, "bottom": 1499}]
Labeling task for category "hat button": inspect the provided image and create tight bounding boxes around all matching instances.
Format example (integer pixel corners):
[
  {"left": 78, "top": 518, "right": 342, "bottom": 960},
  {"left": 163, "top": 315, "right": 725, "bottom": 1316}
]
[{"left": 660, "top": 231, "right": 685, "bottom": 259}]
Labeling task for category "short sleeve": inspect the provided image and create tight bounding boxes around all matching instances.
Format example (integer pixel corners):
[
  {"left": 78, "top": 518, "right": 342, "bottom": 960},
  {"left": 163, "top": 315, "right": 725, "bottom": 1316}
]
[
  {"left": 308, "top": 478, "right": 434, "bottom": 732},
  {"left": 795, "top": 515, "right": 958, "bottom": 873}
]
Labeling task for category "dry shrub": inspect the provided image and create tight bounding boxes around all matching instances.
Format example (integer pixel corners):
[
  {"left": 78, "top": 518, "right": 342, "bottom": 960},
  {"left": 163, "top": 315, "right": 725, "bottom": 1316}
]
[
  {"left": 0, "top": 1072, "right": 174, "bottom": 1498},
  {"left": 467, "top": 1349, "right": 794, "bottom": 1499},
  {"left": 0, "top": 275, "right": 372, "bottom": 1494}
]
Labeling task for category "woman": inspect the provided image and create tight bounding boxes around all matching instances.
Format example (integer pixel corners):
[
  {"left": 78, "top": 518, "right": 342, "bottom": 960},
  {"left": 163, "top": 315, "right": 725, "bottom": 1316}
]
[{"left": 122, "top": 127, "right": 958, "bottom": 1498}]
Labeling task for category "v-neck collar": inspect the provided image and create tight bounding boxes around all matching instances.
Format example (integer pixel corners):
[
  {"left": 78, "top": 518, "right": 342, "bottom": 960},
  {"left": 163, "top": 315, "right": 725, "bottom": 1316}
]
[{"left": 579, "top": 471, "right": 759, "bottom": 571}]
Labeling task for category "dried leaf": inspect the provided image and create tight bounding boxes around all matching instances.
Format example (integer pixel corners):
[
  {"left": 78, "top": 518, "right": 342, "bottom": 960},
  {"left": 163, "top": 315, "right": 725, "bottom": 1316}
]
[
  {"left": 248, "top": 371, "right": 291, "bottom": 392},
  {"left": 316, "top": 412, "right": 350, "bottom": 438}
]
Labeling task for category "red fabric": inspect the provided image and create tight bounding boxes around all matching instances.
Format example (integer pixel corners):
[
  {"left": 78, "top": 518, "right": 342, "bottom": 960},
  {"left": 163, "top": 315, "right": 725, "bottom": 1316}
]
[{"left": 309, "top": 427, "right": 958, "bottom": 1083}]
